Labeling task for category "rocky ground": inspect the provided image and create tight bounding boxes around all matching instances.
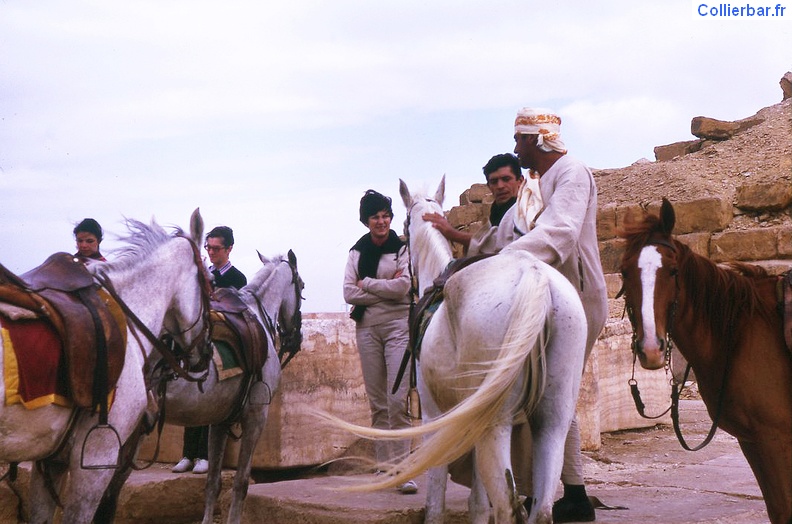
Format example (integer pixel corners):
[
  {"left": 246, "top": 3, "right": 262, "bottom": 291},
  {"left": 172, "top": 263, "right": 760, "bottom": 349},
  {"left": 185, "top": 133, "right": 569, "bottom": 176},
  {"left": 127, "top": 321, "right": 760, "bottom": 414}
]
[{"left": 206, "top": 398, "right": 766, "bottom": 523}]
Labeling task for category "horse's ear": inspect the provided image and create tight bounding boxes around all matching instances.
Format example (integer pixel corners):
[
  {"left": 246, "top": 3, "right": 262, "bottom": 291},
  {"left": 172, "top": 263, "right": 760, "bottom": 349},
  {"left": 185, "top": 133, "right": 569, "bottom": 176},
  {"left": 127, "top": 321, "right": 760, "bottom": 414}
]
[
  {"left": 434, "top": 175, "right": 445, "bottom": 207},
  {"left": 287, "top": 249, "right": 297, "bottom": 267},
  {"left": 659, "top": 198, "right": 676, "bottom": 235},
  {"left": 399, "top": 179, "right": 413, "bottom": 208},
  {"left": 189, "top": 208, "right": 204, "bottom": 246},
  {"left": 257, "top": 250, "right": 269, "bottom": 264}
]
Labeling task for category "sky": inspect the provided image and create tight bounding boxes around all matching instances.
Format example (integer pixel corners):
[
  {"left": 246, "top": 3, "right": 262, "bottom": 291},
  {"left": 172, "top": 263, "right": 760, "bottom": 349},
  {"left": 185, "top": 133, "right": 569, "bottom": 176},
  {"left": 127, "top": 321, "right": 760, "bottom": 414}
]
[{"left": 1, "top": 1, "right": 790, "bottom": 313}]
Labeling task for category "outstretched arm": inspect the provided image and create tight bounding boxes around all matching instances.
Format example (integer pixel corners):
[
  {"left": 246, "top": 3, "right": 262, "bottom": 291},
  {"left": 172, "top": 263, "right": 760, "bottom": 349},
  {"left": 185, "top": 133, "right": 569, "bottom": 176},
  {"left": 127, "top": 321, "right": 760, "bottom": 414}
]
[{"left": 422, "top": 212, "right": 472, "bottom": 249}]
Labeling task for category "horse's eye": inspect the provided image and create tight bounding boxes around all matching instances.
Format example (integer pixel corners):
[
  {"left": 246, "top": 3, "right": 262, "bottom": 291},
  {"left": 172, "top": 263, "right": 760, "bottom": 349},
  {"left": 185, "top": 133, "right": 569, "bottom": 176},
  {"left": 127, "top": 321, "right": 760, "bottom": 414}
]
[{"left": 669, "top": 268, "right": 678, "bottom": 277}]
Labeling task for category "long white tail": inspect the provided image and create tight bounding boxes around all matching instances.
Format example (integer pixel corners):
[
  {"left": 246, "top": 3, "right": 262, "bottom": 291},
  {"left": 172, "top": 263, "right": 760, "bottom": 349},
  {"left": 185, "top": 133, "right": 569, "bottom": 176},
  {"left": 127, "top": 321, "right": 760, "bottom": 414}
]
[{"left": 313, "top": 261, "right": 550, "bottom": 491}]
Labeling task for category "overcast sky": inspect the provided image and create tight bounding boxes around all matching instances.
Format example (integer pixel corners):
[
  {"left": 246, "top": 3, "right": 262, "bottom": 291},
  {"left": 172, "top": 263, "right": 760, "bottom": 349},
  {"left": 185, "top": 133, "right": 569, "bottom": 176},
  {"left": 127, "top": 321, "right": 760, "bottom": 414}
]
[{"left": 1, "top": 1, "right": 790, "bottom": 313}]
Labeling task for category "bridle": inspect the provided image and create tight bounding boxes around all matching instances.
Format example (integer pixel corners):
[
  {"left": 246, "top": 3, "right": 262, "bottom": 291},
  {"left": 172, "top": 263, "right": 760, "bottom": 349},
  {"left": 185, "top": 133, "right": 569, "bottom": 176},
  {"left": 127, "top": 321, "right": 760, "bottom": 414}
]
[
  {"left": 392, "top": 199, "right": 433, "bottom": 395},
  {"left": 275, "top": 255, "right": 304, "bottom": 369},
  {"left": 618, "top": 237, "right": 727, "bottom": 451}
]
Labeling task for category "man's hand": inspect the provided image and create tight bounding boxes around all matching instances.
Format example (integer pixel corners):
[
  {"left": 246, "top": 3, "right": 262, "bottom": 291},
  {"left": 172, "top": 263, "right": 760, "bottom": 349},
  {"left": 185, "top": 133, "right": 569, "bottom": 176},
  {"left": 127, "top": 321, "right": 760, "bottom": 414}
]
[{"left": 422, "top": 212, "right": 472, "bottom": 248}]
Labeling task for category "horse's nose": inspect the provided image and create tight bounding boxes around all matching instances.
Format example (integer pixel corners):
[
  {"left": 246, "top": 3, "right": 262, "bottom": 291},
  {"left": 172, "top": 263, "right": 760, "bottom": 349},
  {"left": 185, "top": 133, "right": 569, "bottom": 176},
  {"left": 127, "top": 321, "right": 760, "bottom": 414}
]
[{"left": 636, "top": 334, "right": 666, "bottom": 370}]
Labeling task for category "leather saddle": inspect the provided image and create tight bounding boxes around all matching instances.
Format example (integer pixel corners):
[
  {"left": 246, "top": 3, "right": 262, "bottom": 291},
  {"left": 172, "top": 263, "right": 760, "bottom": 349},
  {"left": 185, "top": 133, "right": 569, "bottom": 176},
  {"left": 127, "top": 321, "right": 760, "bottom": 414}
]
[
  {"left": 0, "top": 253, "right": 126, "bottom": 409},
  {"left": 210, "top": 287, "right": 268, "bottom": 381}
]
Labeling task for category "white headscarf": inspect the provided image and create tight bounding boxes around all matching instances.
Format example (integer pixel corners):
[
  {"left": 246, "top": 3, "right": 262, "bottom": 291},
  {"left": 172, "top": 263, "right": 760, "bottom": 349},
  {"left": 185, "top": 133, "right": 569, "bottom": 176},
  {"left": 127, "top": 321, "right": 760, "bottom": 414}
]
[
  {"left": 514, "top": 107, "right": 567, "bottom": 154},
  {"left": 513, "top": 175, "right": 543, "bottom": 234}
]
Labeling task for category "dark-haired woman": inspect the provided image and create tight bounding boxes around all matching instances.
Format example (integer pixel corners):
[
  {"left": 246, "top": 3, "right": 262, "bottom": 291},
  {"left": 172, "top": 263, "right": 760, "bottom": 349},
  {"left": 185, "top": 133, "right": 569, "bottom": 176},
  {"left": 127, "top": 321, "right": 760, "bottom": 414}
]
[
  {"left": 73, "top": 218, "right": 106, "bottom": 262},
  {"left": 343, "top": 189, "right": 417, "bottom": 494}
]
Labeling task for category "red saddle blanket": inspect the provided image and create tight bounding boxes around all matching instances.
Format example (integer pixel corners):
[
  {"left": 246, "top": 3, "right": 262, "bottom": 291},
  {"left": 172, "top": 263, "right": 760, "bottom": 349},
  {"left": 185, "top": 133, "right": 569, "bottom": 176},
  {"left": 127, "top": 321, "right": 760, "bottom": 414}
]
[{"left": 2, "top": 316, "right": 70, "bottom": 409}]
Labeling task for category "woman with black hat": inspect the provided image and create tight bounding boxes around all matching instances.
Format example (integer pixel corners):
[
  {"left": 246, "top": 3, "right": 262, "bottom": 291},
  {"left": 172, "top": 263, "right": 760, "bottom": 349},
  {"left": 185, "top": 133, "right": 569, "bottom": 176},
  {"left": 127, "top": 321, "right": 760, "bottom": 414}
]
[{"left": 343, "top": 189, "right": 417, "bottom": 495}]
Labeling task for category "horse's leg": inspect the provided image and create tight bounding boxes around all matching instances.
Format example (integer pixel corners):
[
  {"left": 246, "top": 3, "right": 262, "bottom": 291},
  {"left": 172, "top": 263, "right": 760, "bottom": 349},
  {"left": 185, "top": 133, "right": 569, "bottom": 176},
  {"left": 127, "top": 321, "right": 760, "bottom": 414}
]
[
  {"left": 224, "top": 408, "right": 268, "bottom": 524},
  {"left": 93, "top": 420, "right": 147, "bottom": 523},
  {"left": 473, "top": 423, "right": 514, "bottom": 524},
  {"left": 424, "top": 464, "right": 448, "bottom": 524},
  {"left": 59, "top": 467, "right": 118, "bottom": 522},
  {"left": 737, "top": 438, "right": 792, "bottom": 524},
  {"left": 28, "top": 460, "right": 67, "bottom": 524},
  {"left": 525, "top": 277, "right": 586, "bottom": 524},
  {"left": 467, "top": 453, "right": 491, "bottom": 524},
  {"left": 418, "top": 380, "right": 449, "bottom": 524},
  {"left": 202, "top": 424, "right": 229, "bottom": 524}
]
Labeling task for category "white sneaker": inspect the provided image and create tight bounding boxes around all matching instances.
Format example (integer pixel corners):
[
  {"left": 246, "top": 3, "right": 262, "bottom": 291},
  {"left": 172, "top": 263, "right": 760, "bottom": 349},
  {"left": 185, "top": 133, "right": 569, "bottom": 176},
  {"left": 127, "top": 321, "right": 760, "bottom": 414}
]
[
  {"left": 398, "top": 480, "right": 418, "bottom": 494},
  {"left": 192, "top": 458, "right": 209, "bottom": 474},
  {"left": 172, "top": 457, "right": 193, "bottom": 473}
]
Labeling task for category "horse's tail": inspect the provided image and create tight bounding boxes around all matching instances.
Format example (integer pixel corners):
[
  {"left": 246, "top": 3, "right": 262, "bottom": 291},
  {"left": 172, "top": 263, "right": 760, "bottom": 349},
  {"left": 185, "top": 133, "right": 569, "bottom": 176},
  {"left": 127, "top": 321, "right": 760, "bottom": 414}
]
[{"left": 313, "top": 255, "right": 550, "bottom": 492}]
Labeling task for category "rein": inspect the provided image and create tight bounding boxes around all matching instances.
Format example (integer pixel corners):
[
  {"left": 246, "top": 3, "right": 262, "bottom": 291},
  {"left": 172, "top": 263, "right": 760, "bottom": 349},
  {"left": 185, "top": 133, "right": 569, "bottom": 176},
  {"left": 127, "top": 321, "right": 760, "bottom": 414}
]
[
  {"left": 621, "top": 238, "right": 730, "bottom": 451},
  {"left": 393, "top": 201, "right": 423, "bottom": 395},
  {"left": 277, "top": 256, "right": 304, "bottom": 369}
]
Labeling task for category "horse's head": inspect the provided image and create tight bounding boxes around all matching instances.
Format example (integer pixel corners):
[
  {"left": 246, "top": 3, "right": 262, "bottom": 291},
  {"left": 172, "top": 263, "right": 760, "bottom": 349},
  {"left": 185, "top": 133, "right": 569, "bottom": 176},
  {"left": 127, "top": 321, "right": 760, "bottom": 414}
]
[
  {"left": 398, "top": 176, "right": 452, "bottom": 293},
  {"left": 618, "top": 198, "right": 679, "bottom": 370},
  {"left": 97, "top": 208, "right": 212, "bottom": 372},
  {"left": 254, "top": 249, "right": 304, "bottom": 366},
  {"left": 162, "top": 208, "right": 213, "bottom": 368}
]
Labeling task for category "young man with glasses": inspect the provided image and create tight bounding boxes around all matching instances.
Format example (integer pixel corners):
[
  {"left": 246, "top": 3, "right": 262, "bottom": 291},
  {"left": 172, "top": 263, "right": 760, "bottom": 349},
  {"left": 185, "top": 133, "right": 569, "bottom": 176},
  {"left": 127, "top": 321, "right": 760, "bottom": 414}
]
[{"left": 173, "top": 225, "right": 246, "bottom": 474}]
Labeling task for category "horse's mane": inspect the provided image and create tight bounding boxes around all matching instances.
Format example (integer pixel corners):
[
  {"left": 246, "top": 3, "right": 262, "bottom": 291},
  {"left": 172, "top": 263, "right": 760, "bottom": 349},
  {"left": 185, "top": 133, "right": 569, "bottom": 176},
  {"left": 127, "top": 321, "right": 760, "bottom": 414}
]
[
  {"left": 619, "top": 210, "right": 774, "bottom": 340},
  {"left": 243, "top": 254, "right": 286, "bottom": 293},
  {"left": 407, "top": 197, "right": 453, "bottom": 286},
  {"left": 106, "top": 218, "right": 185, "bottom": 272}
]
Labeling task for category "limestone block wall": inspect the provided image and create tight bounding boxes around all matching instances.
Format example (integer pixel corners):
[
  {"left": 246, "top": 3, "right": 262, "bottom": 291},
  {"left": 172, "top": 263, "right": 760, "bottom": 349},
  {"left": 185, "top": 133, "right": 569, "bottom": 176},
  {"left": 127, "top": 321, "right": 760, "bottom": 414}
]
[
  {"left": 140, "top": 180, "right": 791, "bottom": 467},
  {"left": 139, "top": 313, "right": 372, "bottom": 469}
]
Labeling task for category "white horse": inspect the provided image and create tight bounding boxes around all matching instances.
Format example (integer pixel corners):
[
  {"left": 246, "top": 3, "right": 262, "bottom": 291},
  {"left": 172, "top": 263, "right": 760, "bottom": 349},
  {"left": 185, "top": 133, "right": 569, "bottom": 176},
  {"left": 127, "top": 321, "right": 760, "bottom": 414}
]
[
  {"left": 0, "top": 210, "right": 211, "bottom": 523},
  {"left": 156, "top": 250, "right": 303, "bottom": 524},
  {"left": 319, "top": 177, "right": 588, "bottom": 524}
]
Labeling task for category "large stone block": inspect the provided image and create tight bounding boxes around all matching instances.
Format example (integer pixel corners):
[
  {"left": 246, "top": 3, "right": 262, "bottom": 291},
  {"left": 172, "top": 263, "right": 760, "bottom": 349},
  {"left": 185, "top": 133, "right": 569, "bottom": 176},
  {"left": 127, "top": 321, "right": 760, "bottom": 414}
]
[
  {"left": 598, "top": 238, "right": 626, "bottom": 275},
  {"left": 447, "top": 203, "right": 487, "bottom": 227},
  {"left": 691, "top": 116, "right": 740, "bottom": 140},
  {"left": 460, "top": 183, "right": 492, "bottom": 205},
  {"left": 779, "top": 226, "right": 792, "bottom": 257},
  {"left": 710, "top": 228, "right": 779, "bottom": 262},
  {"left": 671, "top": 198, "right": 733, "bottom": 234},
  {"left": 654, "top": 139, "right": 702, "bottom": 162},
  {"left": 676, "top": 232, "right": 710, "bottom": 257},
  {"left": 735, "top": 180, "right": 792, "bottom": 210},
  {"left": 620, "top": 198, "right": 731, "bottom": 235},
  {"left": 597, "top": 203, "right": 617, "bottom": 240},
  {"left": 595, "top": 320, "right": 672, "bottom": 433}
]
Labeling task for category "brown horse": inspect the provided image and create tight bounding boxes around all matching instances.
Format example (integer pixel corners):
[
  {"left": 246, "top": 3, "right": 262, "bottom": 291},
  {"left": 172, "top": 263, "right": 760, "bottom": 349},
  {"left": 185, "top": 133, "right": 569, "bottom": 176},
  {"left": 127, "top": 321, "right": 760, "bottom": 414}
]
[{"left": 618, "top": 198, "right": 792, "bottom": 524}]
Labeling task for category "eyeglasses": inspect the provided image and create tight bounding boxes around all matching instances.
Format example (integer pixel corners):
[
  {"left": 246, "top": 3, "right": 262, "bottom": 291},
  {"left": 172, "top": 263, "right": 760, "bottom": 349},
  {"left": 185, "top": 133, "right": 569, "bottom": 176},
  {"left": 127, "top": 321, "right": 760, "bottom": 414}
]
[{"left": 204, "top": 244, "right": 227, "bottom": 252}]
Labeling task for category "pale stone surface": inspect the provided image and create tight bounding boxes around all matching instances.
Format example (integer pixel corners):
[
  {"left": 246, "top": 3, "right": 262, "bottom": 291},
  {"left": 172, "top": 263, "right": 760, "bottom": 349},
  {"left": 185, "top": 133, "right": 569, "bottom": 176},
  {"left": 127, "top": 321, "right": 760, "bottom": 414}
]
[
  {"left": 736, "top": 180, "right": 792, "bottom": 210},
  {"left": 139, "top": 313, "right": 371, "bottom": 470},
  {"left": 710, "top": 228, "right": 780, "bottom": 262}
]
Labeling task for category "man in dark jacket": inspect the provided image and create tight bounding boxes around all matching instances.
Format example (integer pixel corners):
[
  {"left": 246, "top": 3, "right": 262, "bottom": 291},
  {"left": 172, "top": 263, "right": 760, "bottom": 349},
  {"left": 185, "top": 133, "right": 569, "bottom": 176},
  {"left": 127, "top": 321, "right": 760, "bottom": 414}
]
[{"left": 173, "top": 225, "right": 246, "bottom": 474}]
